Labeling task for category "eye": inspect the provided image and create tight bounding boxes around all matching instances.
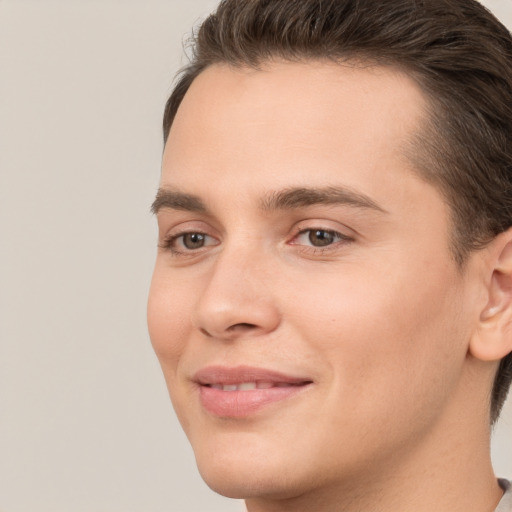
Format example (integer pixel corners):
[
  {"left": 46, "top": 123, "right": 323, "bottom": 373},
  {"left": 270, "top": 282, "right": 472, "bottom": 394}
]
[
  {"left": 182, "top": 232, "right": 208, "bottom": 250},
  {"left": 306, "top": 229, "right": 337, "bottom": 247},
  {"left": 293, "top": 228, "right": 348, "bottom": 248},
  {"left": 161, "top": 231, "right": 219, "bottom": 254}
]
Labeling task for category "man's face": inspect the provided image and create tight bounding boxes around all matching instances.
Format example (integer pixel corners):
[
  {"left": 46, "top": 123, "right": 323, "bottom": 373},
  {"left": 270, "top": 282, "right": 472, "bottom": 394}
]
[{"left": 148, "top": 62, "right": 480, "bottom": 500}]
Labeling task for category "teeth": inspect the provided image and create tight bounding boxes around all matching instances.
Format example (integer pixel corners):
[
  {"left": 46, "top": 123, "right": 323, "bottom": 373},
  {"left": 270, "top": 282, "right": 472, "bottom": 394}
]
[
  {"left": 238, "top": 382, "right": 257, "bottom": 391},
  {"left": 256, "top": 381, "right": 274, "bottom": 389},
  {"left": 207, "top": 381, "right": 293, "bottom": 391}
]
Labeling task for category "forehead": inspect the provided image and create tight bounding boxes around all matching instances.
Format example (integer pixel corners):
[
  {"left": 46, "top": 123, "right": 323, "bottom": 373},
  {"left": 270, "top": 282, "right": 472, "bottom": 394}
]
[{"left": 162, "top": 61, "right": 430, "bottom": 208}]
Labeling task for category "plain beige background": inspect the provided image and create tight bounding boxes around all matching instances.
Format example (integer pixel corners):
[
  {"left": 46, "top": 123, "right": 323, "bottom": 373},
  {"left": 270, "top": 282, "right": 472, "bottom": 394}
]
[{"left": 1, "top": 1, "right": 511, "bottom": 511}]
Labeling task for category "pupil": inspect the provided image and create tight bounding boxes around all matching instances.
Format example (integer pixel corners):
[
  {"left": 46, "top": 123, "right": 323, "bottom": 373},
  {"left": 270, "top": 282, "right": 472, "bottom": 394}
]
[
  {"left": 309, "top": 230, "right": 334, "bottom": 247},
  {"left": 183, "top": 233, "right": 205, "bottom": 249}
]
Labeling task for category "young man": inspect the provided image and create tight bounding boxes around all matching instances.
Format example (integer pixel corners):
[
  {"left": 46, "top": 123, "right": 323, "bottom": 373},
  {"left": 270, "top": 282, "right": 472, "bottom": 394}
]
[{"left": 148, "top": 1, "right": 512, "bottom": 510}]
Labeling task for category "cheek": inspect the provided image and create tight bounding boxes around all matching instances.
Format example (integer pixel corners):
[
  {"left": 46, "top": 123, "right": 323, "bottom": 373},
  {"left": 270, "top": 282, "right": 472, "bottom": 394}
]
[
  {"left": 147, "top": 265, "right": 194, "bottom": 372},
  {"left": 286, "top": 260, "right": 467, "bottom": 419}
]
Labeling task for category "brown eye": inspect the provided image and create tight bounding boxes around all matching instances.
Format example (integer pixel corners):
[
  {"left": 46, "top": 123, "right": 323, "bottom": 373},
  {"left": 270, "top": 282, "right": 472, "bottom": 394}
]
[
  {"left": 182, "top": 233, "right": 206, "bottom": 249},
  {"left": 308, "top": 230, "right": 336, "bottom": 247}
]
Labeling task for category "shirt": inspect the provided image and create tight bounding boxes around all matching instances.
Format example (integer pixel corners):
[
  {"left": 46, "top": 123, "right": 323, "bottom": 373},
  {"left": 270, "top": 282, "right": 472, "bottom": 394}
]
[{"left": 497, "top": 479, "right": 512, "bottom": 512}]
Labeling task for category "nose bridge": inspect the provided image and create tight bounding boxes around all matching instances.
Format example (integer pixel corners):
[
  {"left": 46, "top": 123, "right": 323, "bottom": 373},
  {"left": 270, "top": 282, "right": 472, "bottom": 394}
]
[{"left": 192, "top": 236, "right": 280, "bottom": 339}]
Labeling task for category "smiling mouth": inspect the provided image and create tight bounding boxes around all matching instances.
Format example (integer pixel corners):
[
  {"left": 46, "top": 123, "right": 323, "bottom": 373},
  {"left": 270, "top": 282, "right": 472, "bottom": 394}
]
[
  {"left": 206, "top": 381, "right": 307, "bottom": 391},
  {"left": 193, "top": 366, "right": 313, "bottom": 417}
]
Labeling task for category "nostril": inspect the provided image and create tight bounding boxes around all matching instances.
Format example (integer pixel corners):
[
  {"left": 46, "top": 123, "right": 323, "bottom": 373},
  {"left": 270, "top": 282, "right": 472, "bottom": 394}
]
[
  {"left": 198, "top": 323, "right": 257, "bottom": 338},
  {"left": 227, "top": 322, "right": 258, "bottom": 331}
]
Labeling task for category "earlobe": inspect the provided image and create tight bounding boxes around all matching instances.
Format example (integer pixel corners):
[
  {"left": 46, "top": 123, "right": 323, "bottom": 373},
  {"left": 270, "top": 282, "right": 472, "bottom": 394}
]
[{"left": 470, "top": 229, "right": 512, "bottom": 362}]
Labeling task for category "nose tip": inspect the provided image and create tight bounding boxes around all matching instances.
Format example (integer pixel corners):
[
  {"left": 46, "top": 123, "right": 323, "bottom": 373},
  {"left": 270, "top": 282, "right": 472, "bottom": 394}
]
[
  {"left": 191, "top": 262, "right": 281, "bottom": 341},
  {"left": 194, "top": 303, "right": 280, "bottom": 341}
]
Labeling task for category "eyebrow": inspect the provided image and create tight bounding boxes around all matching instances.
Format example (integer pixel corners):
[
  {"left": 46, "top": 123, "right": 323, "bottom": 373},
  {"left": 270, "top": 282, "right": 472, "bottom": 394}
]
[
  {"left": 151, "top": 189, "right": 208, "bottom": 215},
  {"left": 151, "top": 186, "right": 386, "bottom": 215},
  {"left": 260, "top": 186, "right": 387, "bottom": 213}
]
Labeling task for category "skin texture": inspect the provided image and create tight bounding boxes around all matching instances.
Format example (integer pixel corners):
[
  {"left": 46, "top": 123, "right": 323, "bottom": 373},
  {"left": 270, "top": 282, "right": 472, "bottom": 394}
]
[{"left": 148, "top": 62, "right": 510, "bottom": 512}]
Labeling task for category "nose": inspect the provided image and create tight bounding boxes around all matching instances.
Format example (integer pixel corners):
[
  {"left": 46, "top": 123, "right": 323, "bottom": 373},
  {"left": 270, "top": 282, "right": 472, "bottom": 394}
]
[{"left": 191, "top": 247, "right": 281, "bottom": 341}]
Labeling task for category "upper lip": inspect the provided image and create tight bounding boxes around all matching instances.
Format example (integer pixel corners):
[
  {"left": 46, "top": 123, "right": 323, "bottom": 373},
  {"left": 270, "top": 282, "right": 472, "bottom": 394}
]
[{"left": 193, "top": 365, "right": 312, "bottom": 386}]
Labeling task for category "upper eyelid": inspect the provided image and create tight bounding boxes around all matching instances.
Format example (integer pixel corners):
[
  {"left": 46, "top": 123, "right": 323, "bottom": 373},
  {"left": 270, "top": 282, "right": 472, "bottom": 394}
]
[
  {"left": 164, "top": 229, "right": 217, "bottom": 244},
  {"left": 155, "top": 208, "right": 217, "bottom": 224},
  {"left": 159, "top": 219, "right": 219, "bottom": 237},
  {"left": 291, "top": 220, "right": 356, "bottom": 238},
  {"left": 290, "top": 228, "right": 353, "bottom": 244},
  {"left": 295, "top": 226, "right": 348, "bottom": 235}
]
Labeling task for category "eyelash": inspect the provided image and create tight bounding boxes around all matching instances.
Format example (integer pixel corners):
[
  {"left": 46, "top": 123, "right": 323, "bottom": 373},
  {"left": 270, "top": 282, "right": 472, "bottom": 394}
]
[
  {"left": 159, "top": 231, "right": 217, "bottom": 256},
  {"left": 160, "top": 226, "right": 354, "bottom": 259},
  {"left": 290, "top": 228, "right": 353, "bottom": 254}
]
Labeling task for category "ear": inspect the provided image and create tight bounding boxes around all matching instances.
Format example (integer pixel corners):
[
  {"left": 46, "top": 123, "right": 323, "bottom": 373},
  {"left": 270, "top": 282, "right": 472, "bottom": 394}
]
[{"left": 470, "top": 229, "right": 512, "bottom": 362}]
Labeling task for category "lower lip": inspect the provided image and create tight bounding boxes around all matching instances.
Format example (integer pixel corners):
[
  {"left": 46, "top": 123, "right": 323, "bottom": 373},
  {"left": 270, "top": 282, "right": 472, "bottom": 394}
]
[{"left": 199, "top": 385, "right": 309, "bottom": 417}]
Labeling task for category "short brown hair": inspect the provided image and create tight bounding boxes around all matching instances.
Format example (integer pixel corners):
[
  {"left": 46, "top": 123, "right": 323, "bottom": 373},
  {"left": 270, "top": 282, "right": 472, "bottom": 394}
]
[{"left": 163, "top": 0, "right": 512, "bottom": 423}]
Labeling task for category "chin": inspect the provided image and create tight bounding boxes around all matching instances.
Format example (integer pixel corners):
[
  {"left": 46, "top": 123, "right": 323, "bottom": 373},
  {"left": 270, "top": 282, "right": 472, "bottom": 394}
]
[
  {"left": 192, "top": 435, "right": 311, "bottom": 500},
  {"left": 199, "top": 467, "right": 277, "bottom": 499},
  {"left": 198, "top": 460, "right": 304, "bottom": 501}
]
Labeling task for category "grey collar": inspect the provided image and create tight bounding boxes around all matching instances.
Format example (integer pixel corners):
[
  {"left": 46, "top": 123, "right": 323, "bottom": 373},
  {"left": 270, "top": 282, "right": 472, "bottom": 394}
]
[{"left": 496, "top": 480, "right": 512, "bottom": 512}]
